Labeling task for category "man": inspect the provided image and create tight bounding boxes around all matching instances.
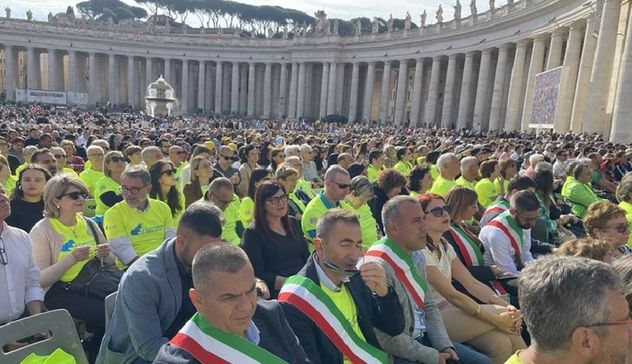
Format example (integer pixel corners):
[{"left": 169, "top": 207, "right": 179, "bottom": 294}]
[
  {"left": 97, "top": 202, "right": 224, "bottom": 364},
  {"left": 365, "top": 196, "right": 489, "bottom": 364},
  {"left": 237, "top": 143, "right": 261, "bottom": 197},
  {"left": 429, "top": 152, "right": 460, "bottom": 197},
  {"left": 286, "top": 156, "right": 316, "bottom": 202},
  {"left": 280, "top": 209, "right": 404, "bottom": 363},
  {"left": 141, "top": 146, "right": 163, "bottom": 170},
  {"left": 552, "top": 149, "right": 569, "bottom": 180},
  {"left": 31, "top": 148, "right": 57, "bottom": 176},
  {"left": 301, "top": 144, "right": 323, "bottom": 188},
  {"left": 0, "top": 183, "right": 45, "bottom": 327},
  {"left": 337, "top": 153, "right": 354, "bottom": 170},
  {"left": 154, "top": 243, "right": 309, "bottom": 363},
  {"left": 157, "top": 138, "right": 171, "bottom": 158},
  {"left": 479, "top": 176, "right": 536, "bottom": 226},
  {"left": 588, "top": 152, "right": 617, "bottom": 195},
  {"left": 37, "top": 134, "right": 53, "bottom": 149},
  {"left": 507, "top": 256, "right": 630, "bottom": 364},
  {"left": 479, "top": 190, "right": 538, "bottom": 275},
  {"left": 104, "top": 167, "right": 176, "bottom": 267},
  {"left": 50, "top": 147, "right": 78, "bottom": 177},
  {"left": 213, "top": 145, "right": 240, "bottom": 186},
  {"left": 455, "top": 156, "right": 478, "bottom": 190},
  {"left": 302, "top": 165, "right": 350, "bottom": 241},
  {"left": 168, "top": 145, "right": 187, "bottom": 188},
  {"left": 393, "top": 147, "right": 414, "bottom": 178},
  {"left": 367, "top": 150, "right": 385, "bottom": 183},
  {"left": 79, "top": 145, "right": 105, "bottom": 197},
  {"left": 206, "top": 177, "right": 242, "bottom": 245}
]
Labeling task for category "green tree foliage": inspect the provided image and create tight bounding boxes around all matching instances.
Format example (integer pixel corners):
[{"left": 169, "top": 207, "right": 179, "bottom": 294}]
[{"left": 76, "top": 0, "right": 148, "bottom": 23}]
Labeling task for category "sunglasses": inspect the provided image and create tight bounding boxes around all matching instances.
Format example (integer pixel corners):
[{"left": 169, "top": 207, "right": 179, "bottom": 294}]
[
  {"left": 110, "top": 156, "right": 126, "bottom": 163},
  {"left": 220, "top": 155, "right": 233, "bottom": 160},
  {"left": 426, "top": 205, "right": 451, "bottom": 218},
  {"left": 59, "top": 191, "right": 89, "bottom": 200},
  {"left": 160, "top": 169, "right": 175, "bottom": 176},
  {"left": 332, "top": 181, "right": 351, "bottom": 189},
  {"left": 122, "top": 185, "right": 147, "bottom": 194},
  {"left": 266, "top": 194, "right": 288, "bottom": 205}
]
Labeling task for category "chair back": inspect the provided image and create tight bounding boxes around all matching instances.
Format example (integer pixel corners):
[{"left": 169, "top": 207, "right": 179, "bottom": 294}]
[{"left": 104, "top": 291, "right": 118, "bottom": 329}]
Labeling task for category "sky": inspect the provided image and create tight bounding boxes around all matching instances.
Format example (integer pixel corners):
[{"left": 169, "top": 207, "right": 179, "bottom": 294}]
[{"left": 11, "top": 0, "right": 508, "bottom": 25}]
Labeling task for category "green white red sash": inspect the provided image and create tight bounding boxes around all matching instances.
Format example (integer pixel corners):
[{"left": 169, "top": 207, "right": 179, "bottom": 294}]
[
  {"left": 278, "top": 275, "right": 388, "bottom": 364},
  {"left": 448, "top": 225, "right": 484, "bottom": 267},
  {"left": 482, "top": 199, "right": 510, "bottom": 222},
  {"left": 170, "top": 313, "right": 287, "bottom": 364},
  {"left": 365, "top": 238, "right": 427, "bottom": 309},
  {"left": 488, "top": 210, "right": 524, "bottom": 256}
]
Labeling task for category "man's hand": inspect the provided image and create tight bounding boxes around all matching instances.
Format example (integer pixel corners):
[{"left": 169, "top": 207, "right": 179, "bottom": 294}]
[
  {"left": 359, "top": 262, "right": 388, "bottom": 297},
  {"left": 438, "top": 348, "right": 459, "bottom": 364}
]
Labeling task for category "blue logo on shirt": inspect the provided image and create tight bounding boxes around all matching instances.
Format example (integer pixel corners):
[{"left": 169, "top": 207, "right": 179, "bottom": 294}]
[
  {"left": 61, "top": 239, "right": 75, "bottom": 252},
  {"left": 130, "top": 224, "right": 143, "bottom": 236}
]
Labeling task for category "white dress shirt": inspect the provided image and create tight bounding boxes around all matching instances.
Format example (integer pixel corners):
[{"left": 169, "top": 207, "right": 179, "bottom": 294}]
[
  {"left": 0, "top": 221, "right": 45, "bottom": 324},
  {"left": 478, "top": 223, "right": 534, "bottom": 275}
]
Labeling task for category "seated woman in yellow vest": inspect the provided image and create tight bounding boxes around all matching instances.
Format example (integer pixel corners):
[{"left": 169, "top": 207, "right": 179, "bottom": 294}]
[
  {"left": 475, "top": 160, "right": 501, "bottom": 208},
  {"left": 408, "top": 166, "right": 433, "bottom": 198},
  {"left": 393, "top": 147, "right": 414, "bottom": 178},
  {"left": 239, "top": 168, "right": 274, "bottom": 227},
  {"left": 276, "top": 165, "right": 306, "bottom": 220},
  {"left": 94, "top": 151, "right": 125, "bottom": 215},
  {"left": 149, "top": 161, "right": 186, "bottom": 226}
]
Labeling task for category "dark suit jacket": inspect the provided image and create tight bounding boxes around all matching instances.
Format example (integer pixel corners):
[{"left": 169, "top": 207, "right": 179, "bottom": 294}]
[
  {"left": 152, "top": 300, "right": 310, "bottom": 364},
  {"left": 280, "top": 254, "right": 404, "bottom": 364}
]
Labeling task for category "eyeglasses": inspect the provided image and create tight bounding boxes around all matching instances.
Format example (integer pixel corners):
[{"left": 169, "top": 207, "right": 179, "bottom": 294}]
[
  {"left": 110, "top": 156, "right": 126, "bottom": 163},
  {"left": 53, "top": 154, "right": 66, "bottom": 159},
  {"left": 585, "top": 314, "right": 632, "bottom": 328},
  {"left": 266, "top": 194, "right": 288, "bottom": 205},
  {"left": 122, "top": 185, "right": 147, "bottom": 194},
  {"left": 426, "top": 205, "right": 451, "bottom": 218},
  {"left": 277, "top": 154, "right": 286, "bottom": 158},
  {"left": 160, "top": 169, "right": 175, "bottom": 177},
  {"left": 515, "top": 209, "right": 539, "bottom": 223},
  {"left": 59, "top": 191, "right": 89, "bottom": 200},
  {"left": 0, "top": 237, "right": 7, "bottom": 265},
  {"left": 220, "top": 155, "right": 232, "bottom": 161},
  {"left": 175, "top": 151, "right": 187, "bottom": 155},
  {"left": 605, "top": 223, "right": 630, "bottom": 234},
  {"left": 332, "top": 181, "right": 351, "bottom": 189}
]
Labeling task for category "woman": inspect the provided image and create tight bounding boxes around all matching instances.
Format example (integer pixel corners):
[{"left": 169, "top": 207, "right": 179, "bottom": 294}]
[
  {"left": 150, "top": 161, "right": 185, "bottom": 225},
  {"left": 475, "top": 160, "right": 501, "bottom": 208},
  {"left": 94, "top": 151, "right": 125, "bottom": 215},
  {"left": 30, "top": 175, "right": 115, "bottom": 359},
  {"left": 241, "top": 181, "right": 309, "bottom": 298},
  {"left": 444, "top": 187, "right": 518, "bottom": 304},
  {"left": 6, "top": 165, "right": 51, "bottom": 232},
  {"left": 566, "top": 160, "right": 603, "bottom": 219},
  {"left": 340, "top": 176, "right": 380, "bottom": 248},
  {"left": 123, "top": 145, "right": 143, "bottom": 169},
  {"left": 533, "top": 169, "right": 576, "bottom": 245},
  {"left": 584, "top": 201, "right": 631, "bottom": 258},
  {"left": 60, "top": 140, "right": 84, "bottom": 173},
  {"left": 267, "top": 147, "right": 285, "bottom": 175},
  {"left": 419, "top": 193, "right": 526, "bottom": 363},
  {"left": 617, "top": 173, "right": 632, "bottom": 246},
  {"left": 276, "top": 165, "right": 305, "bottom": 220},
  {"left": 239, "top": 168, "right": 273, "bottom": 227},
  {"left": 555, "top": 237, "right": 615, "bottom": 263},
  {"left": 408, "top": 166, "right": 433, "bottom": 198},
  {"left": 370, "top": 168, "right": 408, "bottom": 233},
  {"left": 183, "top": 156, "right": 220, "bottom": 207},
  {"left": 180, "top": 145, "right": 213, "bottom": 187},
  {"left": 0, "top": 155, "right": 17, "bottom": 196},
  {"left": 495, "top": 159, "right": 517, "bottom": 195}
]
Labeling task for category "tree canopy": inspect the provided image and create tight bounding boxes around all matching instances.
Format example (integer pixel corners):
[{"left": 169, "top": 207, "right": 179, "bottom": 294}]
[{"left": 76, "top": 0, "right": 148, "bottom": 23}]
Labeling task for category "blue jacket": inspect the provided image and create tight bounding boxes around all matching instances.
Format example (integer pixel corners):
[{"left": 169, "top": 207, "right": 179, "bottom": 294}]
[{"left": 97, "top": 238, "right": 183, "bottom": 364}]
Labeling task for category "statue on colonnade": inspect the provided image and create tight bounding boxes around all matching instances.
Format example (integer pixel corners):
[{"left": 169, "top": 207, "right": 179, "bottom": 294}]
[
  {"left": 355, "top": 19, "right": 362, "bottom": 35},
  {"left": 372, "top": 17, "right": 380, "bottom": 34},
  {"left": 26, "top": 9, "right": 32, "bottom": 21},
  {"left": 470, "top": 0, "right": 478, "bottom": 19},
  {"left": 404, "top": 12, "right": 412, "bottom": 30},
  {"left": 420, "top": 10, "right": 427, "bottom": 26},
  {"left": 387, "top": 14, "right": 394, "bottom": 32},
  {"left": 4, "top": 7, "right": 10, "bottom": 18},
  {"left": 454, "top": 0, "right": 462, "bottom": 21},
  {"left": 436, "top": 5, "right": 443, "bottom": 23}
]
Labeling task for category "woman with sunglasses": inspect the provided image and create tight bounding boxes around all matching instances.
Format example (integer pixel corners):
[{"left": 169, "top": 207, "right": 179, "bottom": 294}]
[
  {"left": 418, "top": 193, "right": 526, "bottom": 364},
  {"left": 267, "top": 147, "right": 285, "bottom": 175},
  {"left": 30, "top": 175, "right": 115, "bottom": 360},
  {"left": 6, "top": 165, "right": 51, "bottom": 232},
  {"left": 275, "top": 165, "right": 306, "bottom": 220},
  {"left": 584, "top": 201, "right": 632, "bottom": 258},
  {"left": 180, "top": 145, "right": 213, "bottom": 188},
  {"left": 241, "top": 181, "right": 309, "bottom": 298},
  {"left": 94, "top": 151, "right": 125, "bottom": 216},
  {"left": 239, "top": 168, "right": 273, "bottom": 227},
  {"left": 149, "top": 161, "right": 185, "bottom": 225}
]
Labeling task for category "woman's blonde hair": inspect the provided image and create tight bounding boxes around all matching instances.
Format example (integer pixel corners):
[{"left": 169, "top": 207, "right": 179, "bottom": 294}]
[
  {"left": 584, "top": 201, "right": 627, "bottom": 238},
  {"left": 445, "top": 186, "right": 478, "bottom": 223},
  {"left": 555, "top": 237, "right": 614, "bottom": 262},
  {"left": 43, "top": 174, "right": 89, "bottom": 218}
]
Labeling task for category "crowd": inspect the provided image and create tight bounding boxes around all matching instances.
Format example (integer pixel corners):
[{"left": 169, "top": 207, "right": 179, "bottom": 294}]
[{"left": 1, "top": 103, "right": 632, "bottom": 364}]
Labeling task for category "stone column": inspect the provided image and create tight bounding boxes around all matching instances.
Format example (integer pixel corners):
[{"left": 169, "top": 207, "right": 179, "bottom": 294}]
[
  {"left": 362, "top": 62, "right": 376, "bottom": 122},
  {"left": 473, "top": 49, "right": 493, "bottom": 130},
  {"left": 180, "top": 59, "right": 189, "bottom": 113},
  {"left": 214, "top": 61, "right": 223, "bottom": 114},
  {"left": 278, "top": 62, "right": 288, "bottom": 117},
  {"left": 546, "top": 29, "right": 566, "bottom": 70},
  {"left": 326, "top": 62, "right": 337, "bottom": 116},
  {"left": 288, "top": 63, "right": 299, "bottom": 118},
  {"left": 348, "top": 62, "right": 360, "bottom": 123},
  {"left": 88, "top": 52, "right": 97, "bottom": 105},
  {"left": 583, "top": 0, "right": 621, "bottom": 135},
  {"left": 441, "top": 54, "right": 458, "bottom": 128},
  {"left": 247, "top": 62, "right": 256, "bottom": 117},
  {"left": 231, "top": 62, "right": 239, "bottom": 114},
  {"left": 521, "top": 35, "right": 547, "bottom": 130},
  {"left": 379, "top": 61, "right": 392, "bottom": 123},
  {"left": 505, "top": 40, "right": 529, "bottom": 131},
  {"left": 127, "top": 56, "right": 137, "bottom": 108},
  {"left": 145, "top": 58, "right": 153, "bottom": 86},
  {"left": 610, "top": 5, "right": 632, "bottom": 143},
  {"left": 424, "top": 56, "right": 442, "bottom": 126},
  {"left": 108, "top": 53, "right": 117, "bottom": 104},
  {"left": 409, "top": 59, "right": 424, "bottom": 127},
  {"left": 263, "top": 63, "right": 273, "bottom": 118},
  {"left": 571, "top": 17, "right": 597, "bottom": 133},
  {"left": 457, "top": 52, "right": 475, "bottom": 129},
  {"left": 47, "top": 49, "right": 58, "bottom": 90},
  {"left": 197, "top": 60, "right": 206, "bottom": 112},
  {"left": 555, "top": 21, "right": 584, "bottom": 132},
  {"left": 296, "top": 62, "right": 307, "bottom": 119},
  {"left": 319, "top": 62, "right": 330, "bottom": 118},
  {"left": 68, "top": 50, "right": 79, "bottom": 92},
  {"left": 489, "top": 45, "right": 510, "bottom": 130},
  {"left": 27, "top": 47, "right": 40, "bottom": 90},
  {"left": 164, "top": 58, "right": 171, "bottom": 82},
  {"left": 4, "top": 45, "right": 15, "bottom": 101},
  {"left": 393, "top": 60, "right": 408, "bottom": 125}
]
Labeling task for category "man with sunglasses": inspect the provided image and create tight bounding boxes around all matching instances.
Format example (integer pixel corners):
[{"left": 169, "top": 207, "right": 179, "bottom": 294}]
[
  {"left": 80, "top": 145, "right": 105, "bottom": 196},
  {"left": 302, "top": 165, "right": 351, "bottom": 243},
  {"left": 168, "top": 146, "right": 188, "bottom": 189},
  {"left": 206, "top": 177, "right": 242, "bottom": 245},
  {"left": 507, "top": 255, "right": 631, "bottom": 364},
  {"left": 213, "top": 146, "right": 241, "bottom": 187},
  {"left": 479, "top": 190, "right": 539, "bottom": 276}
]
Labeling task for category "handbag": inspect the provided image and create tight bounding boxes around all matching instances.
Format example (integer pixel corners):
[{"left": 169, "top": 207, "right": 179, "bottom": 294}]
[{"left": 64, "top": 218, "right": 122, "bottom": 299}]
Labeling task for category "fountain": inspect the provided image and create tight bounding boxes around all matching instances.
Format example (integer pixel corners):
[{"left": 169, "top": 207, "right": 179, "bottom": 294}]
[{"left": 145, "top": 75, "right": 177, "bottom": 116}]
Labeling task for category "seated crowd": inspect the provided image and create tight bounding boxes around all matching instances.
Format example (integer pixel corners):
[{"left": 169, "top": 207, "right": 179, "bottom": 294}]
[{"left": 2, "top": 104, "right": 632, "bottom": 364}]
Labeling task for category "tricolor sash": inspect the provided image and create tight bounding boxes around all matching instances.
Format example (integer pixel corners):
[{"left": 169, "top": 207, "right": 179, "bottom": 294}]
[
  {"left": 170, "top": 313, "right": 287, "bottom": 364},
  {"left": 488, "top": 211, "right": 524, "bottom": 257},
  {"left": 365, "top": 238, "right": 428, "bottom": 310},
  {"left": 278, "top": 275, "right": 388, "bottom": 364},
  {"left": 448, "top": 225, "right": 484, "bottom": 267},
  {"left": 482, "top": 199, "right": 510, "bottom": 221}
]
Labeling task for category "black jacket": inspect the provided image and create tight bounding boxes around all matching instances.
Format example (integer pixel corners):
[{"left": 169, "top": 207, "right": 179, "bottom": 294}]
[
  {"left": 153, "top": 300, "right": 310, "bottom": 363},
  {"left": 280, "top": 254, "right": 404, "bottom": 364}
]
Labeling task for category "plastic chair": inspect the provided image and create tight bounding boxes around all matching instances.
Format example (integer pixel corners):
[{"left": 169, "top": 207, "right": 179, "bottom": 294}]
[
  {"left": 0, "top": 309, "right": 88, "bottom": 364},
  {"left": 104, "top": 291, "right": 117, "bottom": 329}
]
